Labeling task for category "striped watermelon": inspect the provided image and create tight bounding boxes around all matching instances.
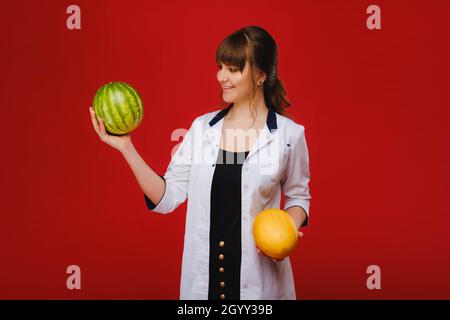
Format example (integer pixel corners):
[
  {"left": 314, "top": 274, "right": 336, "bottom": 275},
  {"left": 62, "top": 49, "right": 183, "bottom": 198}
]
[{"left": 93, "top": 81, "right": 144, "bottom": 135}]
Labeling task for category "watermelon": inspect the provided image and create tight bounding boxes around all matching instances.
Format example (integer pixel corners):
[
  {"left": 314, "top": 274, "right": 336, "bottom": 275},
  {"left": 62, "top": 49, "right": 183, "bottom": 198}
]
[{"left": 93, "top": 81, "right": 144, "bottom": 135}]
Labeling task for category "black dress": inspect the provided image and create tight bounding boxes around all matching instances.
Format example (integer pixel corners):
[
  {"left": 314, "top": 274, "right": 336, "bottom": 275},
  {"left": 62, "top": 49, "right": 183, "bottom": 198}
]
[{"left": 208, "top": 148, "right": 249, "bottom": 300}]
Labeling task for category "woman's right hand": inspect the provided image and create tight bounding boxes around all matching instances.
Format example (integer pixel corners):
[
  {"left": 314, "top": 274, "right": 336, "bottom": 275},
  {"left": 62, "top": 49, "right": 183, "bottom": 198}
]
[
  {"left": 256, "top": 231, "right": 304, "bottom": 263},
  {"left": 89, "top": 107, "right": 133, "bottom": 153}
]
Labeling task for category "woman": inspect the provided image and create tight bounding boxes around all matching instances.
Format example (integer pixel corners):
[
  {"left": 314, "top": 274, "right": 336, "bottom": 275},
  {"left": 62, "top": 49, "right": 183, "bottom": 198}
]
[{"left": 89, "top": 26, "right": 311, "bottom": 300}]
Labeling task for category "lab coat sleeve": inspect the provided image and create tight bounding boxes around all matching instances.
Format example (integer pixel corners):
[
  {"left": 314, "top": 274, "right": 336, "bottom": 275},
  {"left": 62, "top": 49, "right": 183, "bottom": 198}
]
[
  {"left": 281, "top": 125, "right": 312, "bottom": 227},
  {"left": 144, "top": 118, "right": 196, "bottom": 214}
]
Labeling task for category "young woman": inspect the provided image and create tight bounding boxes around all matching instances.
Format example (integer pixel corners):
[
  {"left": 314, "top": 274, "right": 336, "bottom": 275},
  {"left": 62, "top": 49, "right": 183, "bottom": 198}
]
[{"left": 89, "top": 26, "right": 311, "bottom": 300}]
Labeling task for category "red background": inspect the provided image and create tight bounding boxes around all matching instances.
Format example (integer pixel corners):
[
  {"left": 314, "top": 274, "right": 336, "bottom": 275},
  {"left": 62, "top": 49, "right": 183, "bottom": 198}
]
[{"left": 1, "top": 0, "right": 450, "bottom": 299}]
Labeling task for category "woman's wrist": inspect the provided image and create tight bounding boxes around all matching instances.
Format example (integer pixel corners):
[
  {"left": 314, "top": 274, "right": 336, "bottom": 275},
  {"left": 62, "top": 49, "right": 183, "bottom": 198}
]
[
  {"left": 120, "top": 140, "right": 136, "bottom": 157},
  {"left": 286, "top": 206, "right": 307, "bottom": 230}
]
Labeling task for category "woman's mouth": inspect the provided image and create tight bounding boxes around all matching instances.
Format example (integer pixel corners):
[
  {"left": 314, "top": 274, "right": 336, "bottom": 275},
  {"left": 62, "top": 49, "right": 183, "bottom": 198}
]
[{"left": 222, "top": 86, "right": 235, "bottom": 91}]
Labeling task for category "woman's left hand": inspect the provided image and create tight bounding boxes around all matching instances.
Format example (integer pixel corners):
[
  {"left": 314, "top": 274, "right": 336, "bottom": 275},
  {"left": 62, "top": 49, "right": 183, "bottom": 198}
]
[{"left": 256, "top": 231, "right": 304, "bottom": 262}]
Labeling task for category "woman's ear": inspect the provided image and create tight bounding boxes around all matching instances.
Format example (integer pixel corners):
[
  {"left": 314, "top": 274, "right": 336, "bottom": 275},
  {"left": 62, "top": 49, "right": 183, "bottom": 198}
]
[
  {"left": 253, "top": 69, "right": 266, "bottom": 85},
  {"left": 253, "top": 68, "right": 267, "bottom": 86},
  {"left": 257, "top": 74, "right": 267, "bottom": 86}
]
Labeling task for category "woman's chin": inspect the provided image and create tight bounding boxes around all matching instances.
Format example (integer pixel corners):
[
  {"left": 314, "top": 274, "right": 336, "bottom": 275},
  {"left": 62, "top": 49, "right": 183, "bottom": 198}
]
[
  {"left": 222, "top": 98, "right": 232, "bottom": 103},
  {"left": 222, "top": 94, "right": 236, "bottom": 104}
]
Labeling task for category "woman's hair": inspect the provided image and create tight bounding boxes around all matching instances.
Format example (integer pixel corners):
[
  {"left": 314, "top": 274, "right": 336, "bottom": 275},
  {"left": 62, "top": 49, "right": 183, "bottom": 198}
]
[{"left": 216, "top": 26, "right": 291, "bottom": 116}]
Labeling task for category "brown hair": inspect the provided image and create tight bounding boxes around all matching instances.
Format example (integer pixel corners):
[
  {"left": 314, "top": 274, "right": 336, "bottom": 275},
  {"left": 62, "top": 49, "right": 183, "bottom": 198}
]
[{"left": 216, "top": 26, "right": 291, "bottom": 116}]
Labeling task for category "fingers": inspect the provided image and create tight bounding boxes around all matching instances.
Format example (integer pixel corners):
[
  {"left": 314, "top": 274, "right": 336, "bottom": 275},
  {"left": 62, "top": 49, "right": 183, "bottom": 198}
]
[
  {"left": 256, "top": 247, "right": 282, "bottom": 262},
  {"left": 89, "top": 107, "right": 109, "bottom": 141},
  {"left": 266, "top": 231, "right": 304, "bottom": 263},
  {"left": 89, "top": 107, "right": 101, "bottom": 136},
  {"left": 98, "top": 115, "right": 107, "bottom": 137}
]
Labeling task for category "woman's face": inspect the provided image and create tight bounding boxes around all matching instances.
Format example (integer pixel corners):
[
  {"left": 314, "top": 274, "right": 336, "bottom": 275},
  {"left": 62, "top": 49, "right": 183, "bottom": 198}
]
[{"left": 217, "top": 60, "right": 256, "bottom": 104}]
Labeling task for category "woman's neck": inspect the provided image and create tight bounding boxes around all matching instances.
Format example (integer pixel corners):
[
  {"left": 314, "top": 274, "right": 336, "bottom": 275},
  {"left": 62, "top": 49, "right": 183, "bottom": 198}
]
[{"left": 227, "top": 91, "right": 268, "bottom": 122}]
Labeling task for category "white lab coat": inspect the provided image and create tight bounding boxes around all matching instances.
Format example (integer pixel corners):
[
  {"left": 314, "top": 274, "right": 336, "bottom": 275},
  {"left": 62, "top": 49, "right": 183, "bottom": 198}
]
[{"left": 144, "top": 105, "right": 311, "bottom": 300}]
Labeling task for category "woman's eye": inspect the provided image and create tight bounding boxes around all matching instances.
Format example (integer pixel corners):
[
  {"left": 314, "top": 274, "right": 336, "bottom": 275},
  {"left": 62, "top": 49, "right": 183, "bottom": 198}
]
[{"left": 217, "top": 64, "right": 238, "bottom": 72}]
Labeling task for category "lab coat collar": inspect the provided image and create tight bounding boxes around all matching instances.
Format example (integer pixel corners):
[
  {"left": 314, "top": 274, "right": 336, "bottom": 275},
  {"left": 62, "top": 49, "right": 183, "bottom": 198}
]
[
  {"left": 208, "top": 103, "right": 278, "bottom": 133},
  {"left": 205, "top": 104, "right": 278, "bottom": 161}
]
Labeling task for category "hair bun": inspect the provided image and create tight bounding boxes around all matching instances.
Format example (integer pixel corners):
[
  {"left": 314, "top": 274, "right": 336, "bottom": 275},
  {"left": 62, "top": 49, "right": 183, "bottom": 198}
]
[{"left": 268, "top": 65, "right": 278, "bottom": 86}]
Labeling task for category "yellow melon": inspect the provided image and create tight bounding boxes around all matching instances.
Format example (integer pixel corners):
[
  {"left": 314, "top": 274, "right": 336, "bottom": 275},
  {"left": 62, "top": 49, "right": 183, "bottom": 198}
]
[{"left": 253, "top": 208, "right": 299, "bottom": 260}]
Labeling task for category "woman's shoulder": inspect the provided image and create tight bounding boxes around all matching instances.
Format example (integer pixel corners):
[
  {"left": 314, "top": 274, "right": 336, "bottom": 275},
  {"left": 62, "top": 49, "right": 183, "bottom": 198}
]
[
  {"left": 275, "top": 112, "right": 306, "bottom": 136},
  {"left": 190, "top": 108, "right": 224, "bottom": 127}
]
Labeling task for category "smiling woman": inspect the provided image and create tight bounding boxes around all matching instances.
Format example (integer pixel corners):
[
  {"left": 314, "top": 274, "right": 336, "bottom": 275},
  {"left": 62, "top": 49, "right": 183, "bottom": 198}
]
[
  {"left": 89, "top": 25, "right": 312, "bottom": 301},
  {"left": 215, "top": 26, "right": 291, "bottom": 117}
]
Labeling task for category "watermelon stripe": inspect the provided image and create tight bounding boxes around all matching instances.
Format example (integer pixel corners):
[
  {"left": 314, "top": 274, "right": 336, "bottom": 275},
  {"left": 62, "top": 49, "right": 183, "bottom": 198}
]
[
  {"left": 133, "top": 88, "right": 143, "bottom": 121},
  {"left": 97, "top": 85, "right": 112, "bottom": 131},
  {"left": 108, "top": 84, "right": 128, "bottom": 133},
  {"left": 103, "top": 85, "right": 122, "bottom": 134},
  {"left": 115, "top": 83, "right": 136, "bottom": 131},
  {"left": 115, "top": 83, "right": 137, "bottom": 132},
  {"left": 124, "top": 83, "right": 143, "bottom": 121},
  {"left": 95, "top": 84, "right": 117, "bottom": 134},
  {"left": 98, "top": 86, "right": 108, "bottom": 129},
  {"left": 94, "top": 85, "right": 106, "bottom": 119},
  {"left": 124, "top": 91, "right": 137, "bottom": 124},
  {"left": 119, "top": 82, "right": 141, "bottom": 120},
  {"left": 121, "top": 82, "right": 142, "bottom": 125},
  {"left": 116, "top": 82, "right": 137, "bottom": 123}
]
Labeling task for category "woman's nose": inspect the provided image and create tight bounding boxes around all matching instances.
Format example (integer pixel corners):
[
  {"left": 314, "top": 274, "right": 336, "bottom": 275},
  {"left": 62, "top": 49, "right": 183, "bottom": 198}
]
[{"left": 217, "top": 69, "right": 228, "bottom": 82}]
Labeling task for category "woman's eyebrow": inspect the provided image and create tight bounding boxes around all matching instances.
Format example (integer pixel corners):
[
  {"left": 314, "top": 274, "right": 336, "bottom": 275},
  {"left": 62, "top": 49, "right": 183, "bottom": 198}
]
[{"left": 217, "top": 62, "right": 235, "bottom": 66}]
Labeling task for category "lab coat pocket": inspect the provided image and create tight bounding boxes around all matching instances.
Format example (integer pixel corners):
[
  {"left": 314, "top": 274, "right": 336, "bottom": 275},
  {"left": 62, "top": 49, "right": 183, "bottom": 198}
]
[{"left": 258, "top": 143, "right": 289, "bottom": 197}]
